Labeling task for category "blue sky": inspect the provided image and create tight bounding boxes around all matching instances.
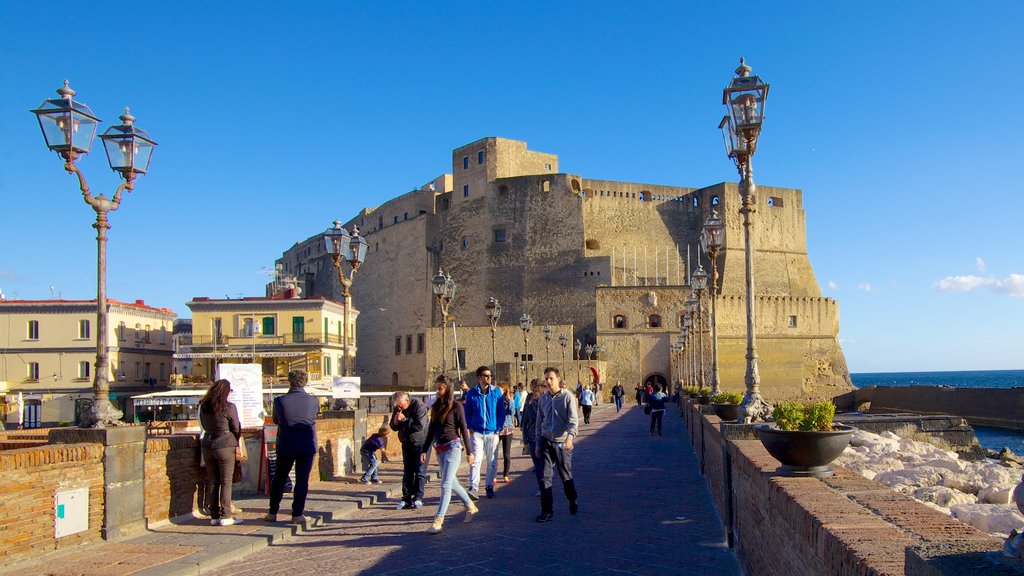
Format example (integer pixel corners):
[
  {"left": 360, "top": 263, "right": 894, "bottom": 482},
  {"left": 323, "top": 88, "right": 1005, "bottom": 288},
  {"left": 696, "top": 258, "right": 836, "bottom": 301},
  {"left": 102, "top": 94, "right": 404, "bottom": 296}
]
[{"left": 1, "top": 2, "right": 1021, "bottom": 373}]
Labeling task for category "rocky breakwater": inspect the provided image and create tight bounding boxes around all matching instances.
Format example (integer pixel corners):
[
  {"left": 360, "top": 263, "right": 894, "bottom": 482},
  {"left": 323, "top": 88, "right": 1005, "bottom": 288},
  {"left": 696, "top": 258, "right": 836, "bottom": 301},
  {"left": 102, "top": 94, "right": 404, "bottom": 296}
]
[{"left": 834, "top": 429, "right": 1024, "bottom": 536}]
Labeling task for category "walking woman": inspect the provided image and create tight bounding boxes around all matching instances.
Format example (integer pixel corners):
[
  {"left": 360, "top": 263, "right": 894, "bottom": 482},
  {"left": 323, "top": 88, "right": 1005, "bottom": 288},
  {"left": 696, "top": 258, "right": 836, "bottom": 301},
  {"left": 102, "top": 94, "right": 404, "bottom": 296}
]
[
  {"left": 520, "top": 378, "right": 547, "bottom": 495},
  {"left": 199, "top": 379, "right": 243, "bottom": 526},
  {"left": 421, "top": 376, "right": 478, "bottom": 534},
  {"left": 647, "top": 384, "right": 669, "bottom": 436},
  {"left": 498, "top": 384, "right": 516, "bottom": 484}
]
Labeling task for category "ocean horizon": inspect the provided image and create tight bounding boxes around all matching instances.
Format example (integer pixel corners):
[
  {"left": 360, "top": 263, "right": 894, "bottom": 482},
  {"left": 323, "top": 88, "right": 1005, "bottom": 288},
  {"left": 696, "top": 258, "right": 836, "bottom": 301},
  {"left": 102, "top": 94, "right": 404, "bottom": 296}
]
[{"left": 848, "top": 369, "right": 1024, "bottom": 456}]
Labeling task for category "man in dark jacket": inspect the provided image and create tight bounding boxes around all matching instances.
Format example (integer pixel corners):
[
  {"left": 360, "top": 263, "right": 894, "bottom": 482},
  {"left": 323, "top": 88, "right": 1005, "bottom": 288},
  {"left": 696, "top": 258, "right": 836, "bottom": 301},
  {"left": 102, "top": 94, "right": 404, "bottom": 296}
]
[
  {"left": 390, "top": 391, "right": 429, "bottom": 509},
  {"left": 265, "top": 370, "right": 320, "bottom": 524}
]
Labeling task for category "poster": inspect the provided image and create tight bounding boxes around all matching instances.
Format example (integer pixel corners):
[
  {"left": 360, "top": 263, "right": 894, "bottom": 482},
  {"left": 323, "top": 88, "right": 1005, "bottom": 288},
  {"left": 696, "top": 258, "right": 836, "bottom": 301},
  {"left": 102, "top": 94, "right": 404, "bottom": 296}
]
[
  {"left": 332, "top": 376, "right": 361, "bottom": 399},
  {"left": 218, "top": 364, "right": 264, "bottom": 428}
]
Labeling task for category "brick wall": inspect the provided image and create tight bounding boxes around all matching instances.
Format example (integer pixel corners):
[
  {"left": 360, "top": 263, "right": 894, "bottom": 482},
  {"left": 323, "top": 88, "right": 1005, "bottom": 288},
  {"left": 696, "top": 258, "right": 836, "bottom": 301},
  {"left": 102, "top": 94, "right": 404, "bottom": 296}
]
[
  {"left": 0, "top": 443, "right": 105, "bottom": 567},
  {"left": 682, "top": 398, "right": 1005, "bottom": 576},
  {"left": 144, "top": 435, "right": 202, "bottom": 525}
]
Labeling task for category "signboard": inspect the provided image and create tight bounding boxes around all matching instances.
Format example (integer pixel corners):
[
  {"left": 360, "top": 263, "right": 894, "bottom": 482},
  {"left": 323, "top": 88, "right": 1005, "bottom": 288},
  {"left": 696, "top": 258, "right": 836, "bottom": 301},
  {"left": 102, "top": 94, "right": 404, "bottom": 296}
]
[
  {"left": 218, "top": 364, "right": 264, "bottom": 428},
  {"left": 332, "top": 376, "right": 361, "bottom": 399}
]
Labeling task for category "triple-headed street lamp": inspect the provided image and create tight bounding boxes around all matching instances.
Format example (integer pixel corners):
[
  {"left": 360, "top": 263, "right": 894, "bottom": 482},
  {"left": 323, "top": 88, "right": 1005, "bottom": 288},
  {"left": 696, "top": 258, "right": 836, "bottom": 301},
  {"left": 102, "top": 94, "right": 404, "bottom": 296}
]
[
  {"left": 431, "top": 270, "right": 456, "bottom": 376},
  {"left": 691, "top": 265, "right": 709, "bottom": 390},
  {"left": 519, "top": 314, "right": 533, "bottom": 384},
  {"left": 720, "top": 57, "right": 772, "bottom": 423},
  {"left": 484, "top": 297, "right": 501, "bottom": 374},
  {"left": 559, "top": 334, "right": 568, "bottom": 371},
  {"left": 701, "top": 210, "right": 725, "bottom": 397},
  {"left": 325, "top": 221, "right": 369, "bottom": 376},
  {"left": 543, "top": 324, "right": 552, "bottom": 366},
  {"left": 686, "top": 292, "right": 704, "bottom": 389},
  {"left": 31, "top": 81, "right": 157, "bottom": 427},
  {"left": 574, "top": 339, "right": 582, "bottom": 386}
]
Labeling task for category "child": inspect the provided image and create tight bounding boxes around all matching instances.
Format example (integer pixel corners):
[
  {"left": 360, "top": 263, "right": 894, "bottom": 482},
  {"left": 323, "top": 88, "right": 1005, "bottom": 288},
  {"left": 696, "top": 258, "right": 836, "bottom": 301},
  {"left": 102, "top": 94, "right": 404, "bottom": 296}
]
[{"left": 359, "top": 426, "right": 390, "bottom": 484}]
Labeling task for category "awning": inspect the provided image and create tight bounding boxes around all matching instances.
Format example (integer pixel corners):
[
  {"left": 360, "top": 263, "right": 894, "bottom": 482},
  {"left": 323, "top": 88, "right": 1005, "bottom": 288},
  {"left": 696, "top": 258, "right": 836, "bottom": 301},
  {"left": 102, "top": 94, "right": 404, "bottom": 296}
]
[{"left": 173, "top": 351, "right": 307, "bottom": 359}]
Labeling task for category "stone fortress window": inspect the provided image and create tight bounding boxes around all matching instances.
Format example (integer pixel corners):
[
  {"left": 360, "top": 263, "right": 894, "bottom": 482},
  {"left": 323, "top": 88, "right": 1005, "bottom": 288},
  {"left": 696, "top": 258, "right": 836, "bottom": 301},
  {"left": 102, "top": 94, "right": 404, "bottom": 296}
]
[
  {"left": 614, "top": 315, "right": 627, "bottom": 329},
  {"left": 544, "top": 163, "right": 552, "bottom": 170},
  {"left": 462, "top": 236, "right": 468, "bottom": 249},
  {"left": 395, "top": 336, "right": 401, "bottom": 355},
  {"left": 478, "top": 150, "right": 485, "bottom": 164},
  {"left": 649, "top": 314, "right": 662, "bottom": 328},
  {"left": 494, "top": 229, "right": 506, "bottom": 243},
  {"left": 463, "top": 185, "right": 470, "bottom": 197},
  {"left": 463, "top": 156, "right": 469, "bottom": 170},
  {"left": 712, "top": 196, "right": 720, "bottom": 205},
  {"left": 542, "top": 180, "right": 550, "bottom": 192},
  {"left": 769, "top": 197, "right": 784, "bottom": 207},
  {"left": 585, "top": 239, "right": 600, "bottom": 250},
  {"left": 788, "top": 315, "right": 798, "bottom": 328},
  {"left": 499, "top": 185, "right": 508, "bottom": 196}
]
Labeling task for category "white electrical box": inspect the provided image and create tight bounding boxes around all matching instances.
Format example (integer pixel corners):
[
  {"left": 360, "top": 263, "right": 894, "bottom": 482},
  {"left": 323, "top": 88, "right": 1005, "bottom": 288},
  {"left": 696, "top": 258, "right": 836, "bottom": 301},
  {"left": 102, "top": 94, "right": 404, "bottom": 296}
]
[{"left": 54, "top": 487, "right": 89, "bottom": 538}]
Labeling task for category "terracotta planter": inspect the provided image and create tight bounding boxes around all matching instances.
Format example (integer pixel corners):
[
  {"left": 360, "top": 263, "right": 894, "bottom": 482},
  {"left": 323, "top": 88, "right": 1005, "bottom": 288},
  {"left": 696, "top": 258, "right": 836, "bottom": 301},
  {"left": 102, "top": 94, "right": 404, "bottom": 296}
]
[
  {"left": 697, "top": 396, "right": 710, "bottom": 405},
  {"left": 753, "top": 424, "right": 856, "bottom": 478},
  {"left": 711, "top": 403, "right": 741, "bottom": 421}
]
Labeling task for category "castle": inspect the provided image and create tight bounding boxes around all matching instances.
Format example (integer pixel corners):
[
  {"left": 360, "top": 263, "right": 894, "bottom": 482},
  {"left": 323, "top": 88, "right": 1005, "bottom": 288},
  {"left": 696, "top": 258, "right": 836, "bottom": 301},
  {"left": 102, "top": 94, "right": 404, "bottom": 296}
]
[{"left": 271, "top": 137, "right": 852, "bottom": 400}]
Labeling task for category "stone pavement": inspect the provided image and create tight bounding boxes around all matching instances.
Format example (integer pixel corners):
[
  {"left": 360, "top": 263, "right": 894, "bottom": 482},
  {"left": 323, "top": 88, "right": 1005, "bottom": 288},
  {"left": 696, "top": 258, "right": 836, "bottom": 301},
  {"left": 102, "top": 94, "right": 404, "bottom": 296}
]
[{"left": 3, "top": 403, "right": 740, "bottom": 576}]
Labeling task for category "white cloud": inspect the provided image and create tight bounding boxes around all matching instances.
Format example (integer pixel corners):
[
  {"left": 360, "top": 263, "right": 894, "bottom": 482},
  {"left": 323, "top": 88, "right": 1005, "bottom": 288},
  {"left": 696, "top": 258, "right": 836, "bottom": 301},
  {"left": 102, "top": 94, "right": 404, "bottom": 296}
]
[
  {"left": 934, "top": 273, "right": 1024, "bottom": 297},
  {"left": 857, "top": 283, "right": 873, "bottom": 292},
  {"left": 976, "top": 257, "right": 986, "bottom": 273},
  {"left": 828, "top": 280, "right": 838, "bottom": 290}
]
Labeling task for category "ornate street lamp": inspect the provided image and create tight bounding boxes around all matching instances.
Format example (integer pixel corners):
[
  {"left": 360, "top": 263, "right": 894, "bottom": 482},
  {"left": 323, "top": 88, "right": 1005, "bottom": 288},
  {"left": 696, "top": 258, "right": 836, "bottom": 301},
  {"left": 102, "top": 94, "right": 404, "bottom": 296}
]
[
  {"left": 585, "top": 344, "right": 594, "bottom": 361},
  {"left": 691, "top": 266, "right": 709, "bottom": 391},
  {"left": 519, "top": 314, "right": 533, "bottom": 384},
  {"left": 431, "top": 269, "right": 456, "bottom": 376},
  {"left": 543, "top": 324, "right": 552, "bottom": 367},
  {"left": 31, "top": 81, "right": 158, "bottom": 427},
  {"left": 558, "top": 334, "right": 568, "bottom": 371},
  {"left": 574, "top": 339, "right": 582, "bottom": 386},
  {"left": 484, "top": 297, "right": 501, "bottom": 374},
  {"left": 701, "top": 209, "right": 725, "bottom": 397},
  {"left": 683, "top": 314, "right": 694, "bottom": 389},
  {"left": 325, "top": 221, "right": 368, "bottom": 376},
  {"left": 721, "top": 57, "right": 772, "bottom": 423},
  {"left": 686, "top": 292, "right": 705, "bottom": 389}
]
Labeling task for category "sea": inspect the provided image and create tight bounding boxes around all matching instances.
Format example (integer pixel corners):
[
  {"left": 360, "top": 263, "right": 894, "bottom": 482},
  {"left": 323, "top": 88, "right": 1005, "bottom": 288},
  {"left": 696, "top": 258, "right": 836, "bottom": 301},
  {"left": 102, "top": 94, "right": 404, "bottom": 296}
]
[{"left": 850, "top": 369, "right": 1024, "bottom": 456}]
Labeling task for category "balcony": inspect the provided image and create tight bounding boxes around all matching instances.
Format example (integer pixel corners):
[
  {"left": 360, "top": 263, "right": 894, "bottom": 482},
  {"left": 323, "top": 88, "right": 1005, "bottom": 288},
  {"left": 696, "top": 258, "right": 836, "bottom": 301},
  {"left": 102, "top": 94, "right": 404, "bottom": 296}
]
[{"left": 176, "top": 333, "right": 352, "bottom": 348}]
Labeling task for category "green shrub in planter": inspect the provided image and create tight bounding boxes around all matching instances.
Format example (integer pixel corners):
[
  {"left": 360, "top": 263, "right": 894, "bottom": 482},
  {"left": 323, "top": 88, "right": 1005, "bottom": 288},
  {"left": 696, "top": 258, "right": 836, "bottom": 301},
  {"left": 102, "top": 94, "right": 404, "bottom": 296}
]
[
  {"left": 710, "top": 392, "right": 743, "bottom": 405},
  {"left": 771, "top": 401, "right": 836, "bottom": 431},
  {"left": 697, "top": 386, "right": 711, "bottom": 397}
]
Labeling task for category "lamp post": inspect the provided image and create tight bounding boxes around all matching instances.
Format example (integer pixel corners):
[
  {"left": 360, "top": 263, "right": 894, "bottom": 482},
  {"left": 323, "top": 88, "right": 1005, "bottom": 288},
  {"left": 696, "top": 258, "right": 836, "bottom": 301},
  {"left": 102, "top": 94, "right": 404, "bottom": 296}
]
[
  {"left": 574, "top": 339, "right": 582, "bottom": 386},
  {"left": 691, "top": 266, "right": 709, "bottom": 391},
  {"left": 543, "top": 325, "right": 552, "bottom": 366},
  {"left": 519, "top": 314, "right": 533, "bottom": 384},
  {"left": 484, "top": 297, "right": 501, "bottom": 374},
  {"left": 325, "top": 221, "right": 369, "bottom": 376},
  {"left": 686, "top": 292, "right": 705, "bottom": 388},
  {"left": 683, "top": 314, "right": 694, "bottom": 389},
  {"left": 701, "top": 210, "right": 725, "bottom": 396},
  {"left": 559, "top": 334, "right": 567, "bottom": 371},
  {"left": 431, "top": 269, "right": 457, "bottom": 377},
  {"left": 31, "top": 81, "right": 157, "bottom": 427},
  {"left": 720, "top": 57, "right": 772, "bottom": 423}
]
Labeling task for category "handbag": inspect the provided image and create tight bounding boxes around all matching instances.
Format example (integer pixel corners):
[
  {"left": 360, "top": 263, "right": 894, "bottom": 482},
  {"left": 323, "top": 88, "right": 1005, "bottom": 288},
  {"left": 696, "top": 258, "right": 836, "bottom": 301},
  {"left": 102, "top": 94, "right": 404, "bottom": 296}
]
[
  {"left": 644, "top": 404, "right": 652, "bottom": 415},
  {"left": 232, "top": 461, "right": 243, "bottom": 483},
  {"left": 235, "top": 438, "right": 248, "bottom": 463}
]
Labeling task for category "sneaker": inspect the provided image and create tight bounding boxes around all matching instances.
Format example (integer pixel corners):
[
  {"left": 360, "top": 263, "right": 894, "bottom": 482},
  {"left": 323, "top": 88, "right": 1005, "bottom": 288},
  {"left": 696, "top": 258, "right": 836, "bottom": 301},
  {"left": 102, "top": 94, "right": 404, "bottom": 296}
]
[
  {"left": 230, "top": 504, "right": 244, "bottom": 515},
  {"left": 468, "top": 489, "right": 479, "bottom": 501},
  {"left": 485, "top": 486, "right": 495, "bottom": 499},
  {"left": 412, "top": 500, "right": 424, "bottom": 509},
  {"left": 426, "top": 517, "right": 444, "bottom": 534},
  {"left": 570, "top": 501, "right": 579, "bottom": 515},
  {"left": 535, "top": 513, "right": 554, "bottom": 523},
  {"left": 263, "top": 513, "right": 280, "bottom": 522},
  {"left": 464, "top": 502, "right": 479, "bottom": 523},
  {"left": 359, "top": 478, "right": 371, "bottom": 484},
  {"left": 290, "top": 515, "right": 307, "bottom": 524},
  {"left": 396, "top": 501, "right": 414, "bottom": 510},
  {"left": 210, "top": 518, "right": 221, "bottom": 526},
  {"left": 372, "top": 479, "right": 383, "bottom": 484},
  {"left": 219, "top": 517, "right": 243, "bottom": 526},
  {"left": 534, "top": 491, "right": 541, "bottom": 497},
  {"left": 502, "top": 476, "right": 510, "bottom": 484}
]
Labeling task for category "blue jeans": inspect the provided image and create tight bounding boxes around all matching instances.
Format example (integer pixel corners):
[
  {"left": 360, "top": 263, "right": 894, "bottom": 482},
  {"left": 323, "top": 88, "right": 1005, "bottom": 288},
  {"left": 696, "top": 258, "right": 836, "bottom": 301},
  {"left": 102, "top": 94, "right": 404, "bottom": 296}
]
[
  {"left": 614, "top": 396, "right": 623, "bottom": 412},
  {"left": 360, "top": 452, "right": 379, "bottom": 481},
  {"left": 435, "top": 444, "right": 472, "bottom": 519}
]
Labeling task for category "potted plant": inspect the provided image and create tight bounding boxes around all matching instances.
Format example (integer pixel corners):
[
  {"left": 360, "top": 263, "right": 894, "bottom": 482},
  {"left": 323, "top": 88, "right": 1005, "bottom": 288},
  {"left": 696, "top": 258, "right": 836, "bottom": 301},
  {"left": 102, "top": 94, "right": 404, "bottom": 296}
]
[
  {"left": 710, "top": 392, "right": 743, "bottom": 421},
  {"left": 754, "top": 401, "right": 855, "bottom": 478},
  {"left": 697, "top": 387, "right": 711, "bottom": 405}
]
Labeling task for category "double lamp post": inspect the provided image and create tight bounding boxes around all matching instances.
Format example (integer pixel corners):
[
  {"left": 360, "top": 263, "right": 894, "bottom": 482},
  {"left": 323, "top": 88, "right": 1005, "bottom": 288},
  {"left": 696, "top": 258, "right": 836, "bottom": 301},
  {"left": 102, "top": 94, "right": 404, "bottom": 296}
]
[{"left": 325, "top": 221, "right": 369, "bottom": 376}]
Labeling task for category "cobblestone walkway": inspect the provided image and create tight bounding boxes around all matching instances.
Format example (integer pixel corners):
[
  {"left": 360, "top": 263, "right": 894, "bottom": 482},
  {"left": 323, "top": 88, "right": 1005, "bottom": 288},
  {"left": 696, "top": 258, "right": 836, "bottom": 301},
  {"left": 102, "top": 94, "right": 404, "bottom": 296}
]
[{"left": 210, "top": 402, "right": 740, "bottom": 576}]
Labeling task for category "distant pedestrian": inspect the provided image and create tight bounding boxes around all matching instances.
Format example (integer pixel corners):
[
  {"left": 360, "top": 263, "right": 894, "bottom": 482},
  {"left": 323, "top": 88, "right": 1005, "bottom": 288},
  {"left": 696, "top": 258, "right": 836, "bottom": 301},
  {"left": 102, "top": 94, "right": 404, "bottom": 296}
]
[
  {"left": 200, "top": 379, "right": 242, "bottom": 526},
  {"left": 464, "top": 365, "right": 506, "bottom": 500},
  {"left": 520, "top": 378, "right": 547, "bottom": 496},
  {"left": 359, "top": 426, "right": 390, "bottom": 484},
  {"left": 635, "top": 384, "right": 644, "bottom": 407},
  {"left": 579, "top": 385, "right": 595, "bottom": 424},
  {"left": 498, "top": 384, "right": 516, "bottom": 484},
  {"left": 390, "top": 391, "right": 429, "bottom": 509},
  {"left": 512, "top": 384, "right": 525, "bottom": 426},
  {"left": 421, "top": 376, "right": 477, "bottom": 533},
  {"left": 535, "top": 367, "right": 580, "bottom": 522},
  {"left": 265, "top": 370, "right": 320, "bottom": 524},
  {"left": 647, "top": 384, "right": 669, "bottom": 436},
  {"left": 611, "top": 381, "right": 625, "bottom": 412}
]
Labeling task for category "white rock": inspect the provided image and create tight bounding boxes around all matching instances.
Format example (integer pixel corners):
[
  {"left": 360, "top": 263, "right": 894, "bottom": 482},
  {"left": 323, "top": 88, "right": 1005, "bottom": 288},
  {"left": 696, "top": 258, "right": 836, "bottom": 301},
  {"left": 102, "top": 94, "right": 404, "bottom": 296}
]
[
  {"left": 951, "top": 503, "right": 1024, "bottom": 535},
  {"left": 913, "top": 486, "right": 977, "bottom": 508},
  {"left": 980, "top": 485, "right": 1014, "bottom": 505}
]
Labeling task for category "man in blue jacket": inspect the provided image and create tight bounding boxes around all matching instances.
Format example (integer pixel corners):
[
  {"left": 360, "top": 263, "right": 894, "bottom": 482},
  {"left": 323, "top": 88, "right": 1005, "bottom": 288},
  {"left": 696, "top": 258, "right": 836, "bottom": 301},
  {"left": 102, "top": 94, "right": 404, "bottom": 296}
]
[
  {"left": 464, "top": 365, "right": 506, "bottom": 499},
  {"left": 265, "top": 370, "right": 320, "bottom": 524}
]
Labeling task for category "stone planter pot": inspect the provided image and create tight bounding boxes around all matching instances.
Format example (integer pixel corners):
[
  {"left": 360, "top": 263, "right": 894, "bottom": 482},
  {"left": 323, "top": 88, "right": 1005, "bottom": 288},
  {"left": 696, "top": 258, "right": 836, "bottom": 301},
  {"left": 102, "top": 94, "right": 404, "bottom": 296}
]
[
  {"left": 711, "top": 403, "right": 741, "bottom": 421},
  {"left": 753, "top": 424, "right": 856, "bottom": 478},
  {"left": 697, "top": 396, "right": 710, "bottom": 405}
]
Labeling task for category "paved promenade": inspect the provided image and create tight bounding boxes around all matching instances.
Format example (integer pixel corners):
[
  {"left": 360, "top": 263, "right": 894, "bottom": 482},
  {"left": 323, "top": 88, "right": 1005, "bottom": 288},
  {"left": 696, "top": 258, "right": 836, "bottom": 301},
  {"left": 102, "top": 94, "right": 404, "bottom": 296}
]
[{"left": 4, "top": 403, "right": 739, "bottom": 576}]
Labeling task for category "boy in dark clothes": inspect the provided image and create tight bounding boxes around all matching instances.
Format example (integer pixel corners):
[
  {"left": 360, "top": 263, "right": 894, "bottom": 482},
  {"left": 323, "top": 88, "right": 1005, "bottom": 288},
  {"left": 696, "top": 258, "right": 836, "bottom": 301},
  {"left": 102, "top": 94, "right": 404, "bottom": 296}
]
[{"left": 359, "top": 426, "right": 390, "bottom": 484}]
